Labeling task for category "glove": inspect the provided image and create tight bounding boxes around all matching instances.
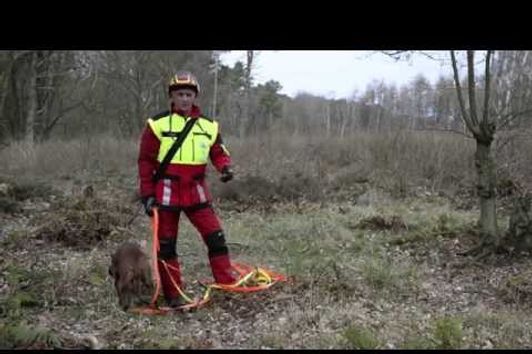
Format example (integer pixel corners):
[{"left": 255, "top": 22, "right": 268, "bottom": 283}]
[
  {"left": 141, "top": 196, "right": 156, "bottom": 217},
  {"left": 220, "top": 166, "right": 234, "bottom": 183}
]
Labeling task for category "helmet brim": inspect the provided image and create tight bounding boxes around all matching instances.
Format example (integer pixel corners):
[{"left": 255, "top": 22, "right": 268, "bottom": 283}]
[{"left": 168, "top": 84, "right": 199, "bottom": 95}]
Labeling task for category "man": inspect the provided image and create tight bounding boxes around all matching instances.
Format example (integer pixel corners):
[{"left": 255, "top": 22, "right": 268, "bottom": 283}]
[{"left": 137, "top": 71, "right": 236, "bottom": 308}]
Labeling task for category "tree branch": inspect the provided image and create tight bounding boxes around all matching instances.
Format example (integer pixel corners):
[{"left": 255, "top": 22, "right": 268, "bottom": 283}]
[
  {"left": 482, "top": 50, "right": 492, "bottom": 126},
  {"left": 498, "top": 108, "right": 532, "bottom": 130},
  {"left": 451, "top": 51, "right": 478, "bottom": 136},
  {"left": 380, "top": 50, "right": 409, "bottom": 61},
  {"left": 42, "top": 102, "right": 83, "bottom": 137},
  {"left": 414, "top": 127, "right": 475, "bottom": 139},
  {"left": 467, "top": 51, "right": 479, "bottom": 127},
  {"left": 417, "top": 51, "right": 448, "bottom": 63}
]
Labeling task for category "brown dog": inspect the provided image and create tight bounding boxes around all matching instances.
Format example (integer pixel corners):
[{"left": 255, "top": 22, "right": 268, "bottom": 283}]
[{"left": 108, "top": 241, "right": 153, "bottom": 310}]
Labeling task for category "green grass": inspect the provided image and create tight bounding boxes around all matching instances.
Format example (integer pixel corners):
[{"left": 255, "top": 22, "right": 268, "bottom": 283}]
[
  {"left": 0, "top": 323, "right": 62, "bottom": 349},
  {"left": 401, "top": 335, "right": 437, "bottom": 349},
  {"left": 342, "top": 324, "right": 381, "bottom": 349},
  {"left": 432, "top": 316, "right": 464, "bottom": 349},
  {"left": 3, "top": 187, "right": 532, "bottom": 349},
  {"left": 463, "top": 311, "right": 532, "bottom": 349}
]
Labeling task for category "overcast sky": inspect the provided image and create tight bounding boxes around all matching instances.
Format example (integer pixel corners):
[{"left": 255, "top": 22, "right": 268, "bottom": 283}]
[{"left": 220, "top": 51, "right": 454, "bottom": 99}]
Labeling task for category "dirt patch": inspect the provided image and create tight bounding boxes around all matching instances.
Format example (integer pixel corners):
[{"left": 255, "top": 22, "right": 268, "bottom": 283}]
[
  {"left": 355, "top": 215, "right": 408, "bottom": 232},
  {"left": 30, "top": 190, "right": 134, "bottom": 250}
]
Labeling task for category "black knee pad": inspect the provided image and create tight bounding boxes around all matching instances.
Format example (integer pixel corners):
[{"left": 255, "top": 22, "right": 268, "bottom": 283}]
[
  {"left": 205, "top": 230, "right": 228, "bottom": 257},
  {"left": 158, "top": 238, "right": 177, "bottom": 260}
]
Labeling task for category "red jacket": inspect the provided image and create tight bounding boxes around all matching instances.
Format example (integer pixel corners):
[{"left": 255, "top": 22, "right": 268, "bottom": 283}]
[{"left": 138, "top": 105, "right": 231, "bottom": 208}]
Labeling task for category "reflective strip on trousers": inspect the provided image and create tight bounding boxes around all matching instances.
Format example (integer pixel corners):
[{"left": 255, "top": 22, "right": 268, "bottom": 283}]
[
  {"left": 162, "top": 179, "right": 172, "bottom": 206},
  {"left": 197, "top": 183, "right": 207, "bottom": 203}
]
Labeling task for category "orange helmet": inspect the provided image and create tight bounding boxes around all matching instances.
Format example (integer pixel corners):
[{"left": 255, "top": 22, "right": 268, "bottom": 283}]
[{"left": 168, "top": 71, "right": 200, "bottom": 95}]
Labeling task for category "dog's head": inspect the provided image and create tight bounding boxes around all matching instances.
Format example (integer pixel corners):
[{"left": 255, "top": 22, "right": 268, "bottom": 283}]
[{"left": 108, "top": 241, "right": 148, "bottom": 278}]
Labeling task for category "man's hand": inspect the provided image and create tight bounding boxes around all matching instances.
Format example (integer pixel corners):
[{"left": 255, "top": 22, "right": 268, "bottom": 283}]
[
  {"left": 141, "top": 196, "right": 156, "bottom": 217},
  {"left": 220, "top": 166, "right": 234, "bottom": 183}
]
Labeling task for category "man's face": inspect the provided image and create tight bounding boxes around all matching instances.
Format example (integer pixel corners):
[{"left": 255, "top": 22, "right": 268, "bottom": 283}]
[{"left": 170, "top": 88, "right": 196, "bottom": 113}]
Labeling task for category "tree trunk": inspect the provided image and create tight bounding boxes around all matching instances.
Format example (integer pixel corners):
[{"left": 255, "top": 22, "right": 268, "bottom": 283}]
[
  {"left": 0, "top": 66, "right": 11, "bottom": 140},
  {"left": 325, "top": 103, "right": 331, "bottom": 137},
  {"left": 211, "top": 52, "right": 219, "bottom": 118},
  {"left": 475, "top": 139, "right": 498, "bottom": 246},
  {"left": 340, "top": 118, "right": 347, "bottom": 138},
  {"left": 375, "top": 107, "right": 381, "bottom": 133},
  {"left": 25, "top": 52, "right": 38, "bottom": 145},
  {"left": 212, "top": 65, "right": 218, "bottom": 117},
  {"left": 40, "top": 51, "right": 67, "bottom": 142},
  {"left": 35, "top": 51, "right": 54, "bottom": 142},
  {"left": 241, "top": 51, "right": 254, "bottom": 138}
]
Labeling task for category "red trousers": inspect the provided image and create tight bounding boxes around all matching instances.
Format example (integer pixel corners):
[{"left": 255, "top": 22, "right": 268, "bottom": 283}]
[{"left": 157, "top": 206, "right": 236, "bottom": 300}]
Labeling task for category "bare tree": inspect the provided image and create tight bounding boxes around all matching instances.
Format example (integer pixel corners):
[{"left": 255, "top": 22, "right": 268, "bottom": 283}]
[
  {"left": 450, "top": 50, "right": 499, "bottom": 254},
  {"left": 210, "top": 51, "right": 221, "bottom": 118},
  {"left": 241, "top": 50, "right": 254, "bottom": 138},
  {"left": 25, "top": 52, "right": 38, "bottom": 144},
  {"left": 0, "top": 52, "right": 18, "bottom": 140}
]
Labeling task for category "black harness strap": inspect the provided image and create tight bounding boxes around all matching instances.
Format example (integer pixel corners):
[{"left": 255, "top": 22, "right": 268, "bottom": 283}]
[{"left": 152, "top": 117, "right": 197, "bottom": 183}]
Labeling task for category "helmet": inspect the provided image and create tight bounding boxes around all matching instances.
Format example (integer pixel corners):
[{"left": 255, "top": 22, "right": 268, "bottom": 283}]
[{"left": 168, "top": 71, "right": 200, "bottom": 95}]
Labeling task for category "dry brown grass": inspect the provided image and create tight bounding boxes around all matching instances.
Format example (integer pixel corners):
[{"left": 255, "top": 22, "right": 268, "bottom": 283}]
[
  {"left": 4, "top": 129, "right": 530, "bottom": 204},
  {"left": 0, "top": 134, "right": 137, "bottom": 178},
  {"left": 0, "top": 131, "right": 478, "bottom": 201}
]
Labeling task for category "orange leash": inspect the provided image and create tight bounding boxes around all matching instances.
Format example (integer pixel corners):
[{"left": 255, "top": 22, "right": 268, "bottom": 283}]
[
  {"left": 200, "top": 262, "right": 288, "bottom": 293},
  {"left": 130, "top": 207, "right": 208, "bottom": 315},
  {"left": 128, "top": 207, "right": 287, "bottom": 316},
  {"left": 149, "top": 208, "right": 161, "bottom": 306}
]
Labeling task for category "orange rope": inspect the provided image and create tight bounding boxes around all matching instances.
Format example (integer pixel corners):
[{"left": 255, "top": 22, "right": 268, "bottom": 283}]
[
  {"left": 202, "top": 262, "right": 288, "bottom": 293},
  {"left": 128, "top": 207, "right": 287, "bottom": 316},
  {"left": 149, "top": 208, "right": 161, "bottom": 307},
  {"left": 131, "top": 207, "right": 207, "bottom": 315}
]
